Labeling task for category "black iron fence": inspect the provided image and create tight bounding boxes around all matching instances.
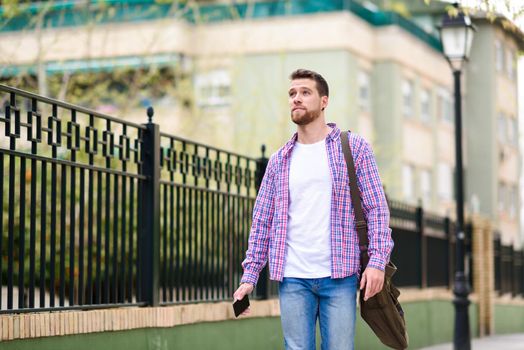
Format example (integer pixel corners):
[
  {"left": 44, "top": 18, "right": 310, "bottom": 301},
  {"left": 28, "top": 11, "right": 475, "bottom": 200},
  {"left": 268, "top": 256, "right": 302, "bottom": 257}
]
[
  {"left": 0, "top": 84, "right": 269, "bottom": 313},
  {"left": 388, "top": 199, "right": 474, "bottom": 290},
  {"left": 156, "top": 128, "right": 267, "bottom": 304},
  {"left": 0, "top": 85, "right": 148, "bottom": 313},
  {"left": 494, "top": 234, "right": 524, "bottom": 296},
  {"left": 1, "top": 84, "right": 524, "bottom": 315}
]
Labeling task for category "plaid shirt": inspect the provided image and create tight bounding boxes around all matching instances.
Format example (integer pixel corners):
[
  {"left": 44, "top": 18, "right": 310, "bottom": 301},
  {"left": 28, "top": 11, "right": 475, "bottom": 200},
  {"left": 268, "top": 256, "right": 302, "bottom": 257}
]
[{"left": 241, "top": 124, "right": 393, "bottom": 286}]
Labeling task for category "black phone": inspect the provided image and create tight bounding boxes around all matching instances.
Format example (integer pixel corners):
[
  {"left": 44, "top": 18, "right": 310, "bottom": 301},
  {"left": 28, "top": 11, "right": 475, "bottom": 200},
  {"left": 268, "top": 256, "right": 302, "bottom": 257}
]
[{"left": 233, "top": 295, "right": 250, "bottom": 317}]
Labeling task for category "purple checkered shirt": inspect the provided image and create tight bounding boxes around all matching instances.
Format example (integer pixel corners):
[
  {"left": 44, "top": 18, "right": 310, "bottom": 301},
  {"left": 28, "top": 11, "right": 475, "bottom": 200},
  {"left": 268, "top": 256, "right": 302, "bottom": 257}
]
[{"left": 241, "top": 123, "right": 393, "bottom": 286}]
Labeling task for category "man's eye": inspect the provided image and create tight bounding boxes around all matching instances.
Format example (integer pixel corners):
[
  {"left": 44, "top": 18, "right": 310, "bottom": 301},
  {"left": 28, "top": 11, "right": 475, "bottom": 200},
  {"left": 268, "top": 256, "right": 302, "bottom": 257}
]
[{"left": 303, "top": 91, "right": 310, "bottom": 95}]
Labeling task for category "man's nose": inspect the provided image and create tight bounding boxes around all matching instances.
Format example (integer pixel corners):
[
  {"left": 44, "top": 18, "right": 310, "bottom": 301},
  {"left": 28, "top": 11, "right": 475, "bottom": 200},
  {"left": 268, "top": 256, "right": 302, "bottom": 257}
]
[{"left": 293, "top": 94, "right": 302, "bottom": 103}]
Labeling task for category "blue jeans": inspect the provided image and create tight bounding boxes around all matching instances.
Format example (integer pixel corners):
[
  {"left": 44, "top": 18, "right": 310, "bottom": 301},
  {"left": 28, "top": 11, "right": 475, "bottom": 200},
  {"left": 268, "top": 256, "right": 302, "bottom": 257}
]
[{"left": 278, "top": 275, "right": 358, "bottom": 350}]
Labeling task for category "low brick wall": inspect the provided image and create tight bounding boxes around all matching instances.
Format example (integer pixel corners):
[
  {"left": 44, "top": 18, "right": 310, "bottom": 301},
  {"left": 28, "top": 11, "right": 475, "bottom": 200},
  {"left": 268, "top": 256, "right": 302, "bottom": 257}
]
[
  {"left": 3, "top": 287, "right": 522, "bottom": 343},
  {"left": 0, "top": 299, "right": 280, "bottom": 342}
]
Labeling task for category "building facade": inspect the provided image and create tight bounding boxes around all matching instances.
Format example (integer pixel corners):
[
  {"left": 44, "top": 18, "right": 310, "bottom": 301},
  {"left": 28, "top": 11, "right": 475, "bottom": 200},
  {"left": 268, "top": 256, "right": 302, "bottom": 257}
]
[{"left": 0, "top": 0, "right": 522, "bottom": 245}]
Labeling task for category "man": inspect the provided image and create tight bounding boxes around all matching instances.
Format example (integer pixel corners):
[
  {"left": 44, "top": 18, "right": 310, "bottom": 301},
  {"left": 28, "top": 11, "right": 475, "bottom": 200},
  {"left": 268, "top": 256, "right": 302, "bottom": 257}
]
[{"left": 233, "top": 69, "right": 393, "bottom": 350}]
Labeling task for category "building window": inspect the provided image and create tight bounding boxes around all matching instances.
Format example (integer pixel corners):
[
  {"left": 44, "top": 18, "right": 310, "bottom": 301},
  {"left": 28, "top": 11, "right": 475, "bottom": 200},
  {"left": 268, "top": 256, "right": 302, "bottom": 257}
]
[
  {"left": 402, "top": 79, "right": 414, "bottom": 118},
  {"left": 495, "top": 40, "right": 504, "bottom": 72},
  {"left": 507, "top": 116, "right": 518, "bottom": 146},
  {"left": 506, "top": 48, "right": 514, "bottom": 80},
  {"left": 437, "top": 88, "right": 452, "bottom": 123},
  {"left": 195, "top": 69, "right": 231, "bottom": 107},
  {"left": 438, "top": 162, "right": 452, "bottom": 200},
  {"left": 358, "top": 70, "right": 371, "bottom": 112},
  {"left": 498, "top": 113, "right": 507, "bottom": 144},
  {"left": 498, "top": 182, "right": 507, "bottom": 213},
  {"left": 510, "top": 50, "right": 517, "bottom": 80},
  {"left": 509, "top": 185, "right": 517, "bottom": 219},
  {"left": 402, "top": 164, "right": 415, "bottom": 201},
  {"left": 420, "top": 169, "right": 432, "bottom": 207},
  {"left": 420, "top": 88, "right": 431, "bottom": 124}
]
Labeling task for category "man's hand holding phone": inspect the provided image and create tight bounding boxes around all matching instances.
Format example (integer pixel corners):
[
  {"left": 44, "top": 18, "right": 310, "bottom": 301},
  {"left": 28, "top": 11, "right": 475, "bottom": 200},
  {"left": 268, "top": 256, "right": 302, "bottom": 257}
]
[{"left": 233, "top": 283, "right": 254, "bottom": 317}]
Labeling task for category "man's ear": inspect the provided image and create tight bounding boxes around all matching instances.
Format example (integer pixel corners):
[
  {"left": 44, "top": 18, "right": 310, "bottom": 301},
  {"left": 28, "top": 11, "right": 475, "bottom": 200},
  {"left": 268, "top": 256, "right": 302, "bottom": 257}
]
[{"left": 321, "top": 95, "right": 328, "bottom": 111}]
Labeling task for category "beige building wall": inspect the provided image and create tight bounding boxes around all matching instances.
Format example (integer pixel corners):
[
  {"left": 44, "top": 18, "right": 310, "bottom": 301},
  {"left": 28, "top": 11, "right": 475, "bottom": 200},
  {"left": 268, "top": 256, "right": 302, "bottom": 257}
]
[
  {"left": 494, "top": 27, "right": 520, "bottom": 245},
  {"left": 2, "top": 9, "right": 518, "bottom": 231}
]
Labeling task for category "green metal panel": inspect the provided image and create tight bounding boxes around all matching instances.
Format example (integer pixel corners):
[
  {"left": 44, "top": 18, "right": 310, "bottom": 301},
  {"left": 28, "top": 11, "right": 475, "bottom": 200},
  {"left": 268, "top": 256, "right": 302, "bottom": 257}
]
[{"left": 494, "top": 303, "right": 524, "bottom": 334}]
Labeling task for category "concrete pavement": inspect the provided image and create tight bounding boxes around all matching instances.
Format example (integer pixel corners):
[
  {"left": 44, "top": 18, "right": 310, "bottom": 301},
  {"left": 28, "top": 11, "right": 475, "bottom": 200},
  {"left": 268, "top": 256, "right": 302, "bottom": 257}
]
[{"left": 419, "top": 333, "right": 524, "bottom": 349}]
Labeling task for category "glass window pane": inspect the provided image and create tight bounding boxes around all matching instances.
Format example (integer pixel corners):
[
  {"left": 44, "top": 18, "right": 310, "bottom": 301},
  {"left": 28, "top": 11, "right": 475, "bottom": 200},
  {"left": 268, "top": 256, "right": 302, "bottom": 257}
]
[
  {"left": 420, "top": 169, "right": 432, "bottom": 207},
  {"left": 402, "top": 80, "right": 413, "bottom": 118},
  {"left": 195, "top": 68, "right": 231, "bottom": 107},
  {"left": 358, "top": 71, "right": 371, "bottom": 111},
  {"left": 498, "top": 114, "right": 506, "bottom": 143},
  {"left": 495, "top": 40, "right": 504, "bottom": 72},
  {"left": 402, "top": 164, "right": 414, "bottom": 200},
  {"left": 438, "top": 163, "right": 452, "bottom": 200},
  {"left": 421, "top": 88, "right": 431, "bottom": 123}
]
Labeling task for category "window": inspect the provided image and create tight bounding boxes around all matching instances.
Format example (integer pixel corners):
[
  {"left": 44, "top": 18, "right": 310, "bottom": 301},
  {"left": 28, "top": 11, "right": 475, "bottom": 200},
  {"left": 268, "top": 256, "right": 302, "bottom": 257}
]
[
  {"left": 509, "top": 186, "right": 518, "bottom": 219},
  {"left": 498, "top": 182, "right": 507, "bottom": 213},
  {"left": 358, "top": 71, "right": 371, "bottom": 112},
  {"left": 402, "top": 164, "right": 415, "bottom": 200},
  {"left": 420, "top": 88, "right": 431, "bottom": 124},
  {"left": 437, "top": 88, "right": 452, "bottom": 123},
  {"left": 506, "top": 48, "right": 514, "bottom": 79},
  {"left": 402, "top": 79, "right": 414, "bottom": 118},
  {"left": 438, "top": 163, "right": 452, "bottom": 200},
  {"left": 498, "top": 113, "right": 507, "bottom": 144},
  {"left": 495, "top": 40, "right": 504, "bottom": 72},
  {"left": 507, "top": 116, "right": 518, "bottom": 146},
  {"left": 195, "top": 69, "right": 231, "bottom": 107},
  {"left": 510, "top": 50, "right": 517, "bottom": 80},
  {"left": 420, "top": 169, "right": 432, "bottom": 207}
]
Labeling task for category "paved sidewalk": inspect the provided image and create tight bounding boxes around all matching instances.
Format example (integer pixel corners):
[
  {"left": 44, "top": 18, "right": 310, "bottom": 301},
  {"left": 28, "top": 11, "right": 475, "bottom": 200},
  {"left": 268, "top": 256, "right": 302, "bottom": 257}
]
[{"left": 419, "top": 333, "right": 524, "bottom": 349}]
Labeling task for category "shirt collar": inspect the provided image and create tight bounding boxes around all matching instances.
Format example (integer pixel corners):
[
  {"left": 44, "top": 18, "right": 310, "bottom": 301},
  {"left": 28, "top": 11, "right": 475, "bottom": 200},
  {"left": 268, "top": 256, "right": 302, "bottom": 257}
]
[{"left": 282, "top": 122, "right": 340, "bottom": 158}]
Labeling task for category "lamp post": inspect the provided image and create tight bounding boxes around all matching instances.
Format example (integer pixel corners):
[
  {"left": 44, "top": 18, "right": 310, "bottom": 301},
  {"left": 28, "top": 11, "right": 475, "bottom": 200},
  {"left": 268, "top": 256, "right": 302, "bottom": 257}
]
[{"left": 438, "top": 4, "right": 476, "bottom": 350}]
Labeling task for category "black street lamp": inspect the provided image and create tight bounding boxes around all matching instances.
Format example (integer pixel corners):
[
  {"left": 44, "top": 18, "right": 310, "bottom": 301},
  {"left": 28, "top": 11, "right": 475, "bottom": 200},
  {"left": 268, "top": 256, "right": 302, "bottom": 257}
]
[{"left": 438, "top": 4, "right": 476, "bottom": 350}]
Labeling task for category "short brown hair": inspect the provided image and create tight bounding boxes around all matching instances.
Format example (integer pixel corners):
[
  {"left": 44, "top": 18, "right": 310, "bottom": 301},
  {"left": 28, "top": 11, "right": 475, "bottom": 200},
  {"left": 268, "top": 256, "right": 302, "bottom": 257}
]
[{"left": 289, "top": 69, "right": 329, "bottom": 97}]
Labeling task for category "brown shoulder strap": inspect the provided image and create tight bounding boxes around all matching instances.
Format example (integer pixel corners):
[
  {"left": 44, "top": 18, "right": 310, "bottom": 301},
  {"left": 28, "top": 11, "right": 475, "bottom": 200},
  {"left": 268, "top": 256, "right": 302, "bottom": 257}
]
[{"left": 340, "top": 131, "right": 369, "bottom": 268}]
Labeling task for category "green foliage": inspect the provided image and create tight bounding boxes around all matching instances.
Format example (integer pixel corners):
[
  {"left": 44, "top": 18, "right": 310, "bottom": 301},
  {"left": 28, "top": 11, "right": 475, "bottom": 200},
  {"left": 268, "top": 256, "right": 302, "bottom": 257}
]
[{"left": 1, "top": 65, "right": 191, "bottom": 114}]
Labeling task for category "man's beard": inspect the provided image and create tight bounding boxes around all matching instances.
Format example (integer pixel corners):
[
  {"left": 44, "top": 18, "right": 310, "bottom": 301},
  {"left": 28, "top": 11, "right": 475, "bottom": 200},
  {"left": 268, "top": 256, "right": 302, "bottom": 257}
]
[{"left": 290, "top": 108, "right": 321, "bottom": 125}]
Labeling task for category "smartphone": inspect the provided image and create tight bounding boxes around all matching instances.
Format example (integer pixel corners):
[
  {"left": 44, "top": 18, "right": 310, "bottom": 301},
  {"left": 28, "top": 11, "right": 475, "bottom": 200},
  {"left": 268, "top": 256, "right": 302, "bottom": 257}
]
[{"left": 233, "top": 295, "right": 250, "bottom": 317}]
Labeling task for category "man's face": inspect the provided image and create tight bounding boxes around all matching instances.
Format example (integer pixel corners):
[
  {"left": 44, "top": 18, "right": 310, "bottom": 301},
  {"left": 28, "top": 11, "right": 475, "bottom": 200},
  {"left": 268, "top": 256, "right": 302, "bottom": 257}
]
[{"left": 288, "top": 78, "right": 327, "bottom": 126}]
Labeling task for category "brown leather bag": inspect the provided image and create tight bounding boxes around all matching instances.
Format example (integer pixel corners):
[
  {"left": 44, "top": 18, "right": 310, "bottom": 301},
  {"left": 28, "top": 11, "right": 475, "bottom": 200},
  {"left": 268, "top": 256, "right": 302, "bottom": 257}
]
[{"left": 340, "top": 131, "right": 408, "bottom": 350}]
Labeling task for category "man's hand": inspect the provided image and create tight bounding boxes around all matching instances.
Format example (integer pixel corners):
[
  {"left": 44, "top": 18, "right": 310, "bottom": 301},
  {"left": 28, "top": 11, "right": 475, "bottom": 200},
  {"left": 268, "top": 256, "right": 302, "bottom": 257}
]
[
  {"left": 233, "top": 283, "right": 254, "bottom": 316},
  {"left": 360, "top": 267, "right": 385, "bottom": 301}
]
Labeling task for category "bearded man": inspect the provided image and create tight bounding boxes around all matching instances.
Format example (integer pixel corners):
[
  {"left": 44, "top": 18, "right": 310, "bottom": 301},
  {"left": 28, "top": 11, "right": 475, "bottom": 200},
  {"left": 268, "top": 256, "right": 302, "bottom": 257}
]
[{"left": 233, "top": 69, "right": 393, "bottom": 350}]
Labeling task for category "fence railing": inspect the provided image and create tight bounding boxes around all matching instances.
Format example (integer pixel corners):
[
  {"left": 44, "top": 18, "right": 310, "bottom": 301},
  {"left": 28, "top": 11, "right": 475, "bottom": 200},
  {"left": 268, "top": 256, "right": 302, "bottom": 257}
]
[
  {"left": 0, "top": 84, "right": 271, "bottom": 313},
  {"left": 494, "top": 234, "right": 524, "bottom": 296},
  {"left": 157, "top": 128, "right": 264, "bottom": 304},
  {"left": 1, "top": 84, "right": 524, "bottom": 315},
  {"left": 388, "top": 199, "right": 474, "bottom": 290},
  {"left": 0, "top": 84, "right": 148, "bottom": 313}
]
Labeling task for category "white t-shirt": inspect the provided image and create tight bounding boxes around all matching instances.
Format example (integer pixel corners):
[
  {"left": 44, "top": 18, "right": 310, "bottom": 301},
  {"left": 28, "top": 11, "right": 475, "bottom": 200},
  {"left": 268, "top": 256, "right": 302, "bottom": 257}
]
[{"left": 283, "top": 139, "right": 332, "bottom": 278}]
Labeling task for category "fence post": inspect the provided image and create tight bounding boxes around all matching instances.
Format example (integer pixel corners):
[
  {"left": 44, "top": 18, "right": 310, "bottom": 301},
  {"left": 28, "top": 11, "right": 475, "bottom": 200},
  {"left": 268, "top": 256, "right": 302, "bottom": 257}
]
[
  {"left": 493, "top": 233, "right": 501, "bottom": 294},
  {"left": 444, "top": 217, "right": 452, "bottom": 288},
  {"left": 501, "top": 243, "right": 509, "bottom": 295},
  {"left": 255, "top": 145, "right": 269, "bottom": 299},
  {"left": 465, "top": 222, "right": 473, "bottom": 289},
  {"left": 521, "top": 250, "right": 524, "bottom": 297},
  {"left": 139, "top": 107, "right": 160, "bottom": 306},
  {"left": 512, "top": 246, "right": 518, "bottom": 297},
  {"left": 416, "top": 201, "right": 427, "bottom": 288}
]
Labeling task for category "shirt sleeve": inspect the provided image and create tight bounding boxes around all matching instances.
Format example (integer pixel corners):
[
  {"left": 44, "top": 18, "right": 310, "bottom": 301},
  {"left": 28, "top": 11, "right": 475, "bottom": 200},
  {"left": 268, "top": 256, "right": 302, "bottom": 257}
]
[
  {"left": 240, "top": 156, "right": 276, "bottom": 286},
  {"left": 354, "top": 139, "right": 394, "bottom": 271}
]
